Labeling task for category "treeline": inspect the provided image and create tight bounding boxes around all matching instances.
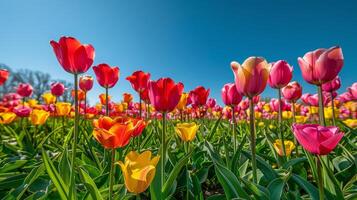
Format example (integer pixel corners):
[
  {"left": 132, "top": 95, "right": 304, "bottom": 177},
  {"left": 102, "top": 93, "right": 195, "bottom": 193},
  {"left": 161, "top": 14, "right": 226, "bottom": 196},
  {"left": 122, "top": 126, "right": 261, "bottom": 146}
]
[{"left": 0, "top": 63, "right": 73, "bottom": 102}]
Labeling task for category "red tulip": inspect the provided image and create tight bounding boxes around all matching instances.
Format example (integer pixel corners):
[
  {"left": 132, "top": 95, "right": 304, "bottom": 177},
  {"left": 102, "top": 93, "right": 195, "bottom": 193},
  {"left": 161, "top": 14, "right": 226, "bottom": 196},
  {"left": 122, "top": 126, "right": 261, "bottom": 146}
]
[
  {"left": 50, "top": 36, "right": 95, "bottom": 74},
  {"left": 126, "top": 71, "right": 151, "bottom": 93},
  {"left": 221, "top": 83, "right": 242, "bottom": 106},
  {"left": 348, "top": 83, "right": 357, "bottom": 100},
  {"left": 51, "top": 82, "right": 65, "bottom": 97},
  {"left": 322, "top": 76, "right": 341, "bottom": 92},
  {"left": 292, "top": 124, "right": 343, "bottom": 155},
  {"left": 93, "top": 63, "right": 120, "bottom": 88},
  {"left": 189, "top": 86, "right": 210, "bottom": 107},
  {"left": 17, "top": 83, "right": 33, "bottom": 97},
  {"left": 268, "top": 60, "right": 293, "bottom": 89},
  {"left": 140, "top": 88, "right": 150, "bottom": 103},
  {"left": 148, "top": 78, "right": 184, "bottom": 112},
  {"left": 282, "top": 81, "right": 302, "bottom": 102},
  {"left": 231, "top": 57, "right": 269, "bottom": 98},
  {"left": 79, "top": 75, "right": 94, "bottom": 92},
  {"left": 206, "top": 98, "right": 216, "bottom": 108},
  {"left": 0, "top": 69, "right": 10, "bottom": 86},
  {"left": 298, "top": 46, "right": 343, "bottom": 85}
]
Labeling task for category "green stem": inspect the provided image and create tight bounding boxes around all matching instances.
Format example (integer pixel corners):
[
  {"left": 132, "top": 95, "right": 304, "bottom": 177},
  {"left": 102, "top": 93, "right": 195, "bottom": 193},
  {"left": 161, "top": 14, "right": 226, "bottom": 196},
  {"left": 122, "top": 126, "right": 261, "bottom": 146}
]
[
  {"left": 161, "top": 112, "right": 166, "bottom": 197},
  {"left": 317, "top": 86, "right": 326, "bottom": 126},
  {"left": 105, "top": 87, "right": 109, "bottom": 116},
  {"left": 330, "top": 92, "right": 336, "bottom": 126},
  {"left": 139, "top": 93, "right": 142, "bottom": 119},
  {"left": 69, "top": 73, "right": 79, "bottom": 199},
  {"left": 249, "top": 98, "right": 257, "bottom": 183},
  {"left": 108, "top": 149, "right": 115, "bottom": 200},
  {"left": 291, "top": 102, "right": 299, "bottom": 156},
  {"left": 232, "top": 106, "right": 236, "bottom": 154},
  {"left": 278, "top": 88, "right": 286, "bottom": 157},
  {"left": 317, "top": 156, "right": 324, "bottom": 200}
]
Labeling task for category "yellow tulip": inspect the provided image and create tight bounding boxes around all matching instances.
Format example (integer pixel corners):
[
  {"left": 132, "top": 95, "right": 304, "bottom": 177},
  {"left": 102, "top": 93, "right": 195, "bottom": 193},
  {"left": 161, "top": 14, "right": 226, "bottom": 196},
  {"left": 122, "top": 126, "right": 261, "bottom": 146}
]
[
  {"left": 273, "top": 139, "right": 295, "bottom": 156},
  {"left": 269, "top": 124, "right": 276, "bottom": 129},
  {"left": 42, "top": 92, "right": 57, "bottom": 105},
  {"left": 27, "top": 99, "right": 38, "bottom": 107},
  {"left": 324, "top": 107, "right": 339, "bottom": 119},
  {"left": 118, "top": 151, "right": 160, "bottom": 194},
  {"left": 254, "top": 111, "right": 262, "bottom": 119},
  {"left": 295, "top": 115, "right": 307, "bottom": 124},
  {"left": 56, "top": 102, "right": 72, "bottom": 116},
  {"left": 282, "top": 111, "right": 293, "bottom": 119},
  {"left": 263, "top": 104, "right": 271, "bottom": 112},
  {"left": 258, "top": 121, "right": 265, "bottom": 127},
  {"left": 0, "top": 112, "right": 17, "bottom": 124},
  {"left": 29, "top": 109, "right": 50, "bottom": 125},
  {"left": 343, "top": 119, "right": 357, "bottom": 129},
  {"left": 310, "top": 106, "right": 319, "bottom": 114},
  {"left": 175, "top": 122, "right": 199, "bottom": 142},
  {"left": 176, "top": 93, "right": 189, "bottom": 110}
]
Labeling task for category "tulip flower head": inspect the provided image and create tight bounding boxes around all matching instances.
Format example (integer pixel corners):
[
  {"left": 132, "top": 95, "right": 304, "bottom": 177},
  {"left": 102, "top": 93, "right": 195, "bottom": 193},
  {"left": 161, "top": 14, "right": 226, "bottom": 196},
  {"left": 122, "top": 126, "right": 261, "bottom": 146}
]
[
  {"left": 268, "top": 60, "right": 293, "bottom": 89},
  {"left": 50, "top": 36, "right": 95, "bottom": 74},
  {"left": 189, "top": 86, "right": 210, "bottom": 107},
  {"left": 118, "top": 151, "right": 160, "bottom": 194},
  {"left": 79, "top": 75, "right": 94, "bottom": 92},
  {"left": 231, "top": 57, "right": 269, "bottom": 98},
  {"left": 126, "top": 70, "right": 151, "bottom": 93},
  {"left": 50, "top": 82, "right": 65, "bottom": 97},
  {"left": 13, "top": 106, "right": 32, "bottom": 117},
  {"left": 0, "top": 112, "right": 17, "bottom": 124},
  {"left": 29, "top": 109, "right": 50, "bottom": 125},
  {"left": 56, "top": 102, "right": 72, "bottom": 116},
  {"left": 292, "top": 124, "right": 343, "bottom": 155},
  {"left": 273, "top": 139, "right": 295, "bottom": 156},
  {"left": 282, "top": 81, "right": 302, "bottom": 102},
  {"left": 93, "top": 63, "right": 120, "bottom": 88},
  {"left": 123, "top": 93, "right": 133, "bottom": 103},
  {"left": 42, "top": 92, "right": 57, "bottom": 105},
  {"left": 176, "top": 92, "right": 189, "bottom": 110},
  {"left": 17, "top": 83, "right": 33, "bottom": 97},
  {"left": 148, "top": 78, "right": 184, "bottom": 113},
  {"left": 347, "top": 83, "right": 357, "bottom": 100},
  {"left": 175, "top": 122, "right": 199, "bottom": 142},
  {"left": 92, "top": 116, "right": 134, "bottom": 149},
  {"left": 0, "top": 69, "right": 10, "bottom": 86},
  {"left": 298, "top": 46, "right": 343, "bottom": 85},
  {"left": 221, "top": 83, "right": 242, "bottom": 106},
  {"left": 322, "top": 76, "right": 341, "bottom": 92}
]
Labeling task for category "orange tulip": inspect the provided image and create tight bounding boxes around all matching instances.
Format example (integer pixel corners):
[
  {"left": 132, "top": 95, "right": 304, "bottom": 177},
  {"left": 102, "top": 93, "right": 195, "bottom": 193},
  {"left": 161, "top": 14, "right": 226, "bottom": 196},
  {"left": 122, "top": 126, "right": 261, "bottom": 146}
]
[{"left": 93, "top": 116, "right": 134, "bottom": 149}]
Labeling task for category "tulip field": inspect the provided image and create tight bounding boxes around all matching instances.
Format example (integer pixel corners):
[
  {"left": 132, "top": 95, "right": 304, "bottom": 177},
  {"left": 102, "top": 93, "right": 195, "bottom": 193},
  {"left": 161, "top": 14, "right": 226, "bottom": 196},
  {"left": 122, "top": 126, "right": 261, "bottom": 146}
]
[{"left": 0, "top": 37, "right": 356, "bottom": 200}]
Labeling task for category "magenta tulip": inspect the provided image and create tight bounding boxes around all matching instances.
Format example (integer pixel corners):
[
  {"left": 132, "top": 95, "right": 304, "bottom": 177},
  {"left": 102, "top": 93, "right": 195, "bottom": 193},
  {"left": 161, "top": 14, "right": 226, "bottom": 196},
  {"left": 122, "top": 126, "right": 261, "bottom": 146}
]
[
  {"left": 17, "top": 83, "right": 33, "bottom": 97},
  {"left": 292, "top": 124, "right": 343, "bottom": 155},
  {"left": 322, "top": 76, "right": 341, "bottom": 92},
  {"left": 268, "top": 60, "right": 293, "bottom": 89},
  {"left": 269, "top": 98, "right": 286, "bottom": 112},
  {"left": 298, "top": 46, "right": 344, "bottom": 85},
  {"left": 282, "top": 81, "right": 302, "bottom": 102},
  {"left": 221, "top": 83, "right": 242, "bottom": 106},
  {"left": 51, "top": 82, "right": 65, "bottom": 97},
  {"left": 348, "top": 83, "right": 357, "bottom": 100}
]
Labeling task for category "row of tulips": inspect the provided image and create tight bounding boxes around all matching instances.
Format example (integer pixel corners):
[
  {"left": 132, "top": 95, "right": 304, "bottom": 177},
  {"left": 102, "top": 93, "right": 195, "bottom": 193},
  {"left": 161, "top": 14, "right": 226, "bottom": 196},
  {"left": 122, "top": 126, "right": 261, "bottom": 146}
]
[{"left": 0, "top": 36, "right": 356, "bottom": 199}]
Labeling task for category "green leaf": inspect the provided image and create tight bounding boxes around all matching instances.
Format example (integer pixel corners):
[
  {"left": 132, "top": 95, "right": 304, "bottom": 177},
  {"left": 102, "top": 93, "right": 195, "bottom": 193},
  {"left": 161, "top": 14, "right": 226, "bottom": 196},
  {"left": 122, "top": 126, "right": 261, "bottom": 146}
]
[
  {"left": 207, "top": 117, "right": 222, "bottom": 141},
  {"left": 282, "top": 157, "right": 307, "bottom": 169},
  {"left": 0, "top": 160, "right": 27, "bottom": 173},
  {"left": 41, "top": 149, "right": 69, "bottom": 200},
  {"left": 242, "top": 150, "right": 278, "bottom": 181},
  {"left": 78, "top": 168, "right": 104, "bottom": 200},
  {"left": 267, "top": 178, "right": 286, "bottom": 200},
  {"left": 162, "top": 152, "right": 192, "bottom": 197},
  {"left": 320, "top": 156, "right": 344, "bottom": 199},
  {"left": 205, "top": 141, "right": 251, "bottom": 200},
  {"left": 291, "top": 174, "right": 319, "bottom": 200}
]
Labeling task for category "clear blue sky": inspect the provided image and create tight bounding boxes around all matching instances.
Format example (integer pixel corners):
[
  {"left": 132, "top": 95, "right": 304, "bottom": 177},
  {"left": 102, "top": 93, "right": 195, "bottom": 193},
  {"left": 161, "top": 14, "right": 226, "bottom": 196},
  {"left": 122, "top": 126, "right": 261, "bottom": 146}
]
[{"left": 1, "top": 0, "right": 356, "bottom": 104}]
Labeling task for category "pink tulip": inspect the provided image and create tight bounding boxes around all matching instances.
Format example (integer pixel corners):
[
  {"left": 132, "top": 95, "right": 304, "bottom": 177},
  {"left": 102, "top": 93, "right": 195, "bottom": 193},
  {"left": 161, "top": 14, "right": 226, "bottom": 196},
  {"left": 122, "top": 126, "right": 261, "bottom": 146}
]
[
  {"left": 51, "top": 82, "right": 65, "bottom": 97},
  {"left": 282, "top": 81, "right": 302, "bottom": 102},
  {"left": 301, "top": 93, "right": 311, "bottom": 105},
  {"left": 270, "top": 98, "right": 286, "bottom": 112},
  {"left": 322, "top": 76, "right": 341, "bottom": 92},
  {"left": 292, "top": 124, "right": 343, "bottom": 155},
  {"left": 268, "top": 60, "right": 293, "bottom": 89},
  {"left": 338, "top": 92, "right": 353, "bottom": 103},
  {"left": 13, "top": 106, "right": 32, "bottom": 117},
  {"left": 206, "top": 98, "right": 216, "bottom": 108},
  {"left": 16, "top": 83, "right": 33, "bottom": 97},
  {"left": 298, "top": 46, "right": 344, "bottom": 85},
  {"left": 221, "top": 83, "right": 242, "bottom": 106},
  {"left": 231, "top": 57, "right": 269, "bottom": 98},
  {"left": 348, "top": 83, "right": 357, "bottom": 100}
]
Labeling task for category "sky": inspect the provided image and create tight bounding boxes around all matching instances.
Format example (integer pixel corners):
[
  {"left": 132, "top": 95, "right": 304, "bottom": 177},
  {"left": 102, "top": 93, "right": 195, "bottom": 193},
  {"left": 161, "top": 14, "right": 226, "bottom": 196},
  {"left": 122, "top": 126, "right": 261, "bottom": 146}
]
[{"left": 0, "top": 0, "right": 356, "bottom": 105}]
